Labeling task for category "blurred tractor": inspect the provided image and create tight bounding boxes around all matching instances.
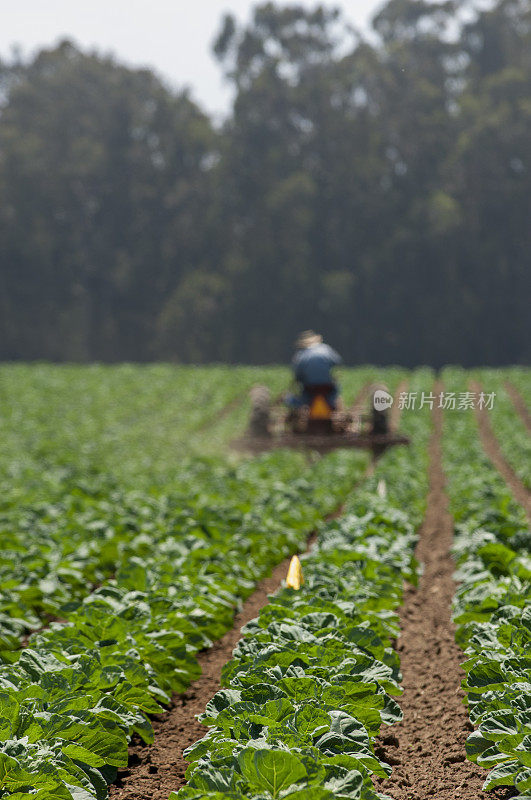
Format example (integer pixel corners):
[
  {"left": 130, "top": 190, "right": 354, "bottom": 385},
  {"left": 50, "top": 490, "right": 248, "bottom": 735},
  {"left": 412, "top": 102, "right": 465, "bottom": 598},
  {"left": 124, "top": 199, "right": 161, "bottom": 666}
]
[{"left": 241, "top": 382, "right": 407, "bottom": 455}]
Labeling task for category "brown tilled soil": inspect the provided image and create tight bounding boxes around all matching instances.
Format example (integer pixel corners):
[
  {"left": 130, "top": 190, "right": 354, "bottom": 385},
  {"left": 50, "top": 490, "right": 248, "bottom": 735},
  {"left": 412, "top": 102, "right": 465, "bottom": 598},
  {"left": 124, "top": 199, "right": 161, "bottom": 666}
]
[
  {"left": 110, "top": 450, "right": 370, "bottom": 800},
  {"left": 372, "top": 398, "right": 516, "bottom": 800},
  {"left": 110, "top": 555, "right": 293, "bottom": 800},
  {"left": 505, "top": 381, "right": 531, "bottom": 434},
  {"left": 111, "top": 382, "right": 523, "bottom": 800},
  {"left": 470, "top": 380, "right": 531, "bottom": 522}
]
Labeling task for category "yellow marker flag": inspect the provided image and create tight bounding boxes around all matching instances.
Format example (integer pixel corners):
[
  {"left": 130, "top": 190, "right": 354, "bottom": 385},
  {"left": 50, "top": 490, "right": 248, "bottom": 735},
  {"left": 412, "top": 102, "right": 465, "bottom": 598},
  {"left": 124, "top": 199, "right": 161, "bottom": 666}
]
[{"left": 286, "top": 555, "right": 304, "bottom": 590}]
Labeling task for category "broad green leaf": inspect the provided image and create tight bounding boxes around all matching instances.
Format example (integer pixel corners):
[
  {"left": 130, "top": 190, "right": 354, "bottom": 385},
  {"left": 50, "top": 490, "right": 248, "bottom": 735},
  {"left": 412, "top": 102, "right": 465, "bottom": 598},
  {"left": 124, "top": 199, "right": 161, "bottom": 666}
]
[
  {"left": 238, "top": 748, "right": 307, "bottom": 798},
  {"left": 324, "top": 767, "right": 364, "bottom": 798},
  {"left": 483, "top": 760, "right": 519, "bottom": 790},
  {"left": 0, "top": 693, "right": 19, "bottom": 740},
  {"left": 281, "top": 790, "right": 335, "bottom": 800},
  {"left": 516, "top": 768, "right": 531, "bottom": 791},
  {"left": 292, "top": 705, "right": 330, "bottom": 739}
]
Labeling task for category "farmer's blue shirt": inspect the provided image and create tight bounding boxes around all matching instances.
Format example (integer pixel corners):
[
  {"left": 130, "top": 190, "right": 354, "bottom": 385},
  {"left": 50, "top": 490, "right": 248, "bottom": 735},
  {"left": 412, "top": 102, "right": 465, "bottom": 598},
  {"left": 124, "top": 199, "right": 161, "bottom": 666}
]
[{"left": 292, "top": 343, "right": 342, "bottom": 386}]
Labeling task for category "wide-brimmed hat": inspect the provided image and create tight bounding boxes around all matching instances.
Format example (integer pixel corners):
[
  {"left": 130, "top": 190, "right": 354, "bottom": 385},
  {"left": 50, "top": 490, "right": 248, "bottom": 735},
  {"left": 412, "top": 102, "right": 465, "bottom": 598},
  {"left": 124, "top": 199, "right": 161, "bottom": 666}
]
[{"left": 296, "top": 330, "right": 323, "bottom": 349}]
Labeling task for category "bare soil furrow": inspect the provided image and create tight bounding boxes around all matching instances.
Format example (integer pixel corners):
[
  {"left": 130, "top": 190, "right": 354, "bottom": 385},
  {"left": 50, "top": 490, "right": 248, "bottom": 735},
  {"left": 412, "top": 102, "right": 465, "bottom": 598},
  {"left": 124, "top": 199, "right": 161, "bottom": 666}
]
[
  {"left": 504, "top": 380, "right": 531, "bottom": 434},
  {"left": 108, "top": 379, "right": 419, "bottom": 800},
  {"left": 373, "top": 396, "right": 513, "bottom": 800},
  {"left": 471, "top": 380, "right": 531, "bottom": 522},
  {"left": 110, "top": 555, "right": 293, "bottom": 800},
  {"left": 110, "top": 455, "right": 371, "bottom": 800}
]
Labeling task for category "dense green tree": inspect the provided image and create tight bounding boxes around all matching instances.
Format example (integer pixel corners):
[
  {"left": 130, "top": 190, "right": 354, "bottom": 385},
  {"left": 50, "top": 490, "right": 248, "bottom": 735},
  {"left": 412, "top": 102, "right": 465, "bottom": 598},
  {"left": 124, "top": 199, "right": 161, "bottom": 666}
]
[
  {"left": 0, "top": 1, "right": 529, "bottom": 366},
  {"left": 444, "top": 0, "right": 531, "bottom": 363},
  {"left": 212, "top": 1, "right": 464, "bottom": 363},
  {"left": 0, "top": 41, "right": 217, "bottom": 361}
]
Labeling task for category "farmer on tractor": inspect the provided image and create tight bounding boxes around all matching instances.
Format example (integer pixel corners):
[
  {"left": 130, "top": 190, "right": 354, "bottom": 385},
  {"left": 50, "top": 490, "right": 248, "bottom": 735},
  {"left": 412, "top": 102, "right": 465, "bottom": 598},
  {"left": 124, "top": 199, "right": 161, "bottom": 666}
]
[{"left": 286, "top": 331, "right": 342, "bottom": 411}]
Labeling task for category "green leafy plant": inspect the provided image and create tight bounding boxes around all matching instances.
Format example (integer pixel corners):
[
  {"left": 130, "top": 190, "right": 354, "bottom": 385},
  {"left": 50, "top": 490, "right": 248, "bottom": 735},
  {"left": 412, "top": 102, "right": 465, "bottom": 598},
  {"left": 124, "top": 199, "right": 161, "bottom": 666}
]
[
  {"left": 442, "top": 367, "right": 531, "bottom": 798},
  {"left": 171, "top": 374, "right": 434, "bottom": 800}
]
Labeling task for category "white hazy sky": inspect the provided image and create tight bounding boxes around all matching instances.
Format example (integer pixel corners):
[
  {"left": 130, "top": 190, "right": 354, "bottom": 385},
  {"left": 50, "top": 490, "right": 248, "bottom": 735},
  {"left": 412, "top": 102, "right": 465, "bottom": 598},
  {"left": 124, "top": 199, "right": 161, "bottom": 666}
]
[{"left": 0, "top": 1, "right": 385, "bottom": 117}]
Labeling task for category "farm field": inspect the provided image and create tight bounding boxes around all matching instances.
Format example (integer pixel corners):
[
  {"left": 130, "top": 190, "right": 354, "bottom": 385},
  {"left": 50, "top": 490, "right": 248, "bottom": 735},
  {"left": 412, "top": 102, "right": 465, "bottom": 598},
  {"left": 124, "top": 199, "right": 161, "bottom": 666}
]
[{"left": 0, "top": 364, "right": 529, "bottom": 800}]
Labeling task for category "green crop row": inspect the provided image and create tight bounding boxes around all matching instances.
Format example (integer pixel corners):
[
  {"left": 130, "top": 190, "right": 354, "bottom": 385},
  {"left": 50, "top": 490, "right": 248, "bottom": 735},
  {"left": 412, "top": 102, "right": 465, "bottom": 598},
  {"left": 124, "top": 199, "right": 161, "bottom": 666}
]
[
  {"left": 0, "top": 364, "right": 290, "bottom": 497},
  {"left": 0, "top": 446, "right": 372, "bottom": 799},
  {"left": 0, "top": 364, "right": 404, "bottom": 494},
  {"left": 170, "top": 371, "right": 434, "bottom": 800},
  {"left": 0, "top": 448, "right": 365, "bottom": 650},
  {"left": 505, "top": 368, "right": 531, "bottom": 413},
  {"left": 0, "top": 364, "right": 411, "bottom": 799},
  {"left": 0, "top": 364, "right": 282, "bottom": 642},
  {"left": 475, "top": 368, "right": 531, "bottom": 490},
  {"left": 442, "top": 368, "right": 531, "bottom": 798},
  {"left": 0, "top": 365, "right": 382, "bottom": 646}
]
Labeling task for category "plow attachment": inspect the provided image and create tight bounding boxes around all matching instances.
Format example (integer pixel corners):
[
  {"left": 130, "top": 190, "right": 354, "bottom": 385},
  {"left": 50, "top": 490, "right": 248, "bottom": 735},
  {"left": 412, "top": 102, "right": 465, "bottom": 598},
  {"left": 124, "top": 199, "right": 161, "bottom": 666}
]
[{"left": 232, "top": 385, "right": 410, "bottom": 455}]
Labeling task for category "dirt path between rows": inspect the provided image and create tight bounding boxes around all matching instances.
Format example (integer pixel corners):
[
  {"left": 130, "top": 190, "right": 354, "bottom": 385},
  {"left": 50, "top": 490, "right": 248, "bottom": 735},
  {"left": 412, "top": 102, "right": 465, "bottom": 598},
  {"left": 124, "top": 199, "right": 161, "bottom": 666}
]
[
  {"left": 110, "top": 450, "right": 371, "bottom": 800},
  {"left": 504, "top": 381, "right": 531, "bottom": 435},
  {"left": 372, "top": 396, "right": 514, "bottom": 800},
  {"left": 109, "top": 380, "right": 407, "bottom": 800},
  {"left": 110, "top": 555, "right": 293, "bottom": 800},
  {"left": 471, "top": 380, "right": 531, "bottom": 523}
]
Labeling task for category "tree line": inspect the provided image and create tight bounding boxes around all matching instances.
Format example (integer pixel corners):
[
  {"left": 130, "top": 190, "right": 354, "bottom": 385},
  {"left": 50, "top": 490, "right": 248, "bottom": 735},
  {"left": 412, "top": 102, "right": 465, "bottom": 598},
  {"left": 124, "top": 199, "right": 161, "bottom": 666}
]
[{"left": 0, "top": 0, "right": 529, "bottom": 366}]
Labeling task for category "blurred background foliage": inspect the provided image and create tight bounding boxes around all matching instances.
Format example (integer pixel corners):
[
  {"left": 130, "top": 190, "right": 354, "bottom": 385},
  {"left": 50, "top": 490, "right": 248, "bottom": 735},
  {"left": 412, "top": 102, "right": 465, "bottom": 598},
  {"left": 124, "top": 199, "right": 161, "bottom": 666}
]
[{"left": 0, "top": 0, "right": 529, "bottom": 366}]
